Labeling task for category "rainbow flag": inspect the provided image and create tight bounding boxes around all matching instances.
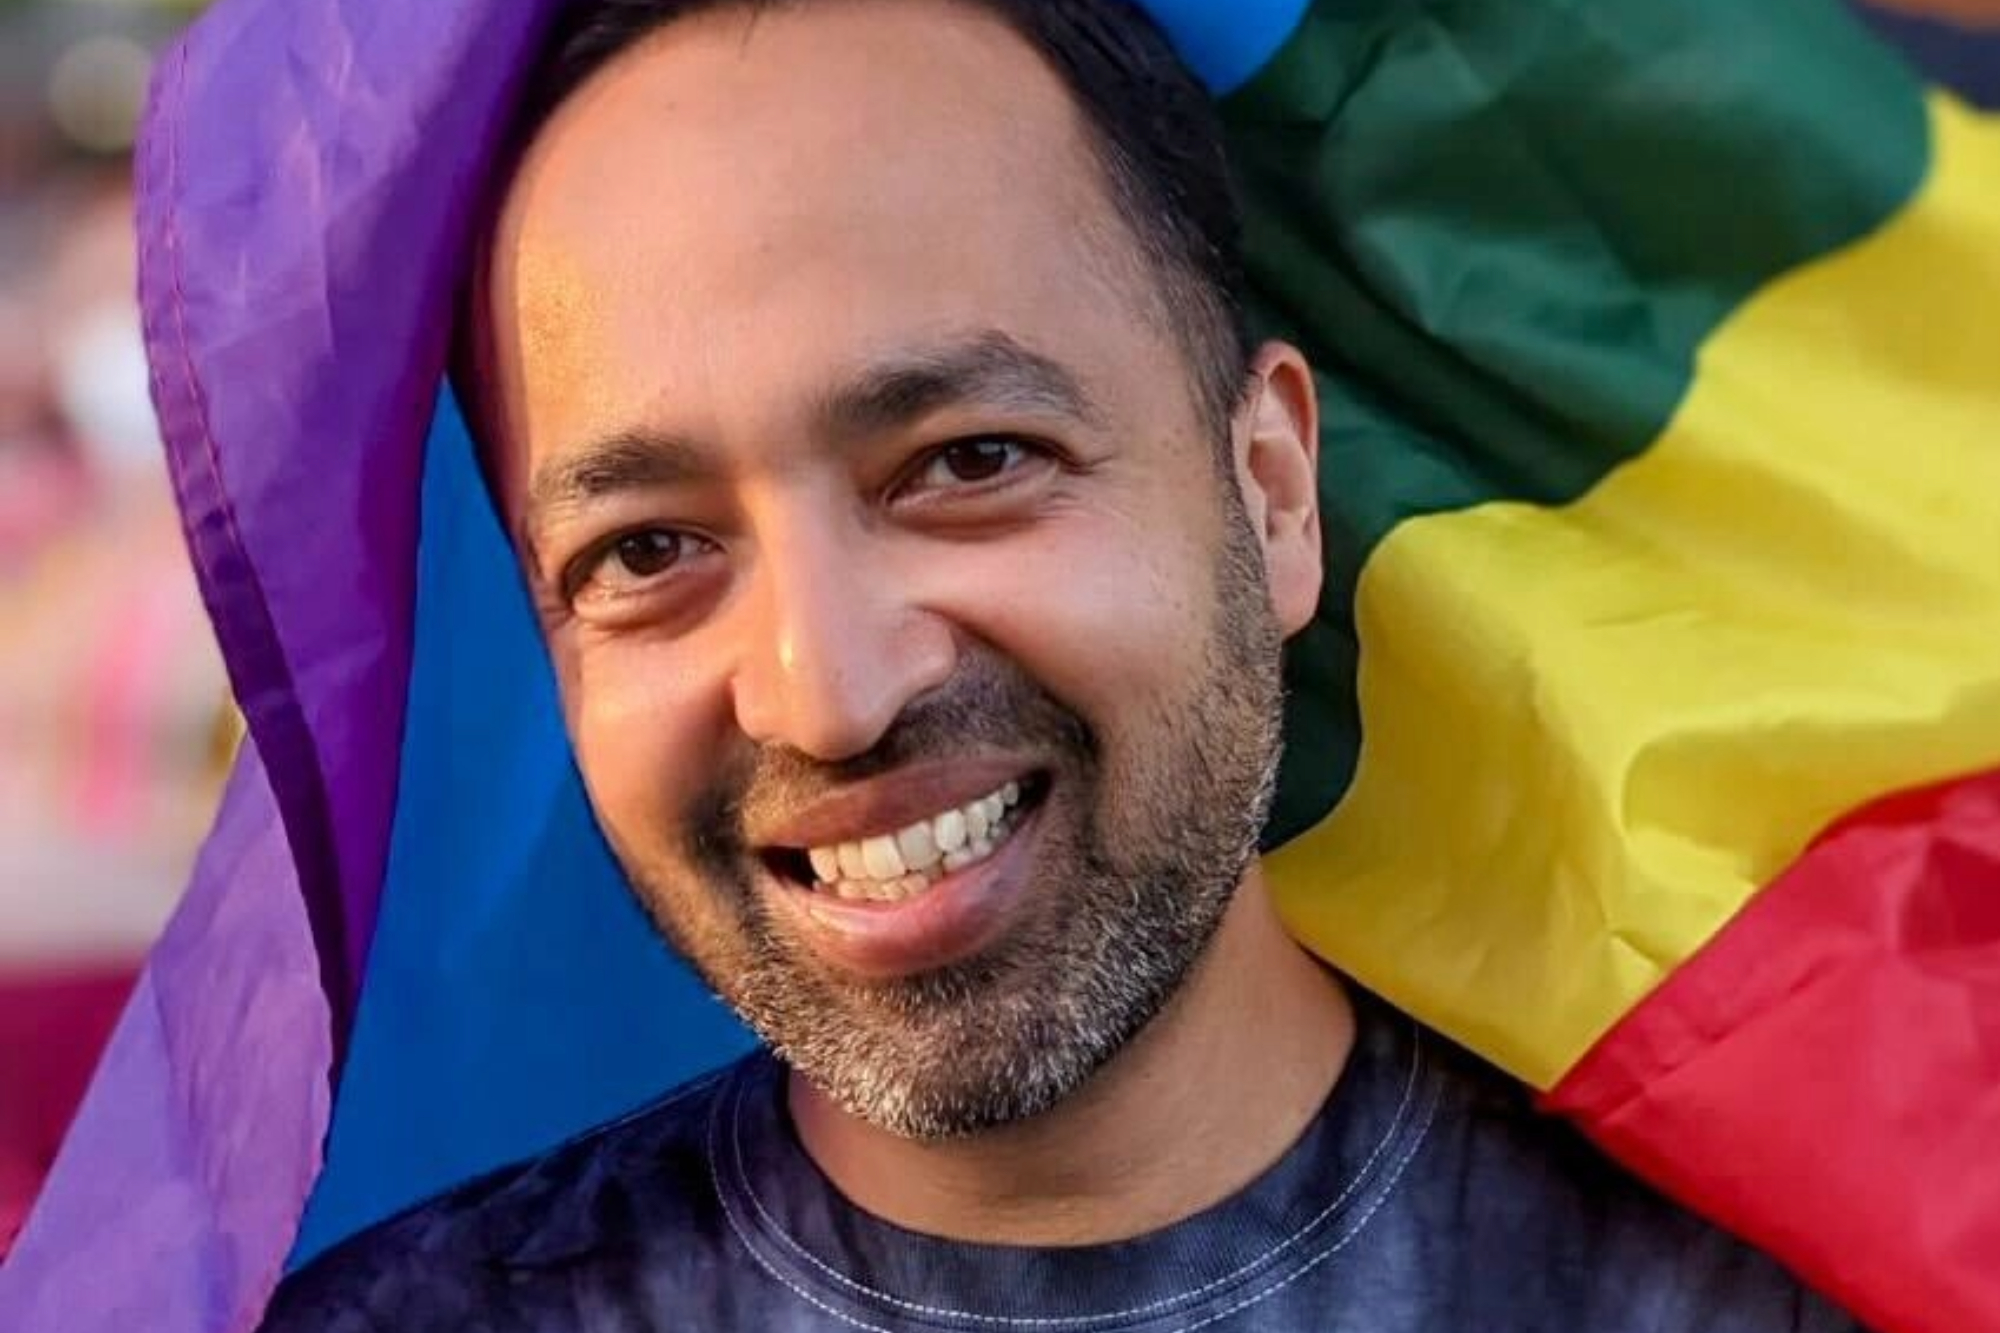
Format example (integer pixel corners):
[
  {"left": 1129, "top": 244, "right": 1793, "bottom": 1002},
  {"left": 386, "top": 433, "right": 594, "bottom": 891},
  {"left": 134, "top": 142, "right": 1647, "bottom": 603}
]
[
  {"left": 1237, "top": 4, "right": 2000, "bottom": 1328},
  {"left": 2, "top": 2, "right": 1996, "bottom": 1331}
]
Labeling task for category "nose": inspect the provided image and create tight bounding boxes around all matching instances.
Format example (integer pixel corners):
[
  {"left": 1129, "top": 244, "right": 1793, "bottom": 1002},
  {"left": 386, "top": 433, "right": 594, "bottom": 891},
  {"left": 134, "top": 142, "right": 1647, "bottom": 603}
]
[{"left": 729, "top": 508, "right": 957, "bottom": 762}]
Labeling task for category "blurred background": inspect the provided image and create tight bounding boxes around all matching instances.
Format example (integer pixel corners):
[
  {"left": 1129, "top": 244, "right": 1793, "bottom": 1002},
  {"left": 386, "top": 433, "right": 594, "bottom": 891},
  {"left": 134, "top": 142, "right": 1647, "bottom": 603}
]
[{"left": 0, "top": 0, "right": 223, "bottom": 1254}]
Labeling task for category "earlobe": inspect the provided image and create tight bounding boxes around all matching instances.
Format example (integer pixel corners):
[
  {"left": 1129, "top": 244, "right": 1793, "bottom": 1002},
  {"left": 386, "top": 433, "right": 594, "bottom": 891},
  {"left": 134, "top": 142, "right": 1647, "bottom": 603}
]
[{"left": 1236, "top": 341, "right": 1323, "bottom": 637}]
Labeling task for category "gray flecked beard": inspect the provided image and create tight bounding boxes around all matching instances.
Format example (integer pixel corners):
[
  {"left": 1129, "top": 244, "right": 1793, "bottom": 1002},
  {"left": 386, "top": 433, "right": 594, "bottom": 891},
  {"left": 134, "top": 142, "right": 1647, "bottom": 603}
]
[{"left": 624, "top": 488, "right": 1286, "bottom": 1141}]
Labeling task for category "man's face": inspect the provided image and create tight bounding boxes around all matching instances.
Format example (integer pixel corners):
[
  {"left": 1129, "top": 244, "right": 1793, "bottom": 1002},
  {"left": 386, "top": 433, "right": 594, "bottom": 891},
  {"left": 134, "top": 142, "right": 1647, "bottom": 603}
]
[{"left": 483, "top": 0, "right": 1317, "bottom": 1138}]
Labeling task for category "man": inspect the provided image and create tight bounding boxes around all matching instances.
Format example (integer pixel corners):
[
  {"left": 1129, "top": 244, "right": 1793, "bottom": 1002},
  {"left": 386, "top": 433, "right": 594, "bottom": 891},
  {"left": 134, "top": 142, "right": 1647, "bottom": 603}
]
[{"left": 263, "top": 0, "right": 1863, "bottom": 1328}]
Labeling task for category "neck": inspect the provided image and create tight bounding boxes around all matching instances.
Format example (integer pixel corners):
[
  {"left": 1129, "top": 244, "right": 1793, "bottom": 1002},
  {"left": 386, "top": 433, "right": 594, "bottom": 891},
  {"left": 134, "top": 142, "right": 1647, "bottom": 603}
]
[{"left": 787, "top": 867, "right": 1354, "bottom": 1245}]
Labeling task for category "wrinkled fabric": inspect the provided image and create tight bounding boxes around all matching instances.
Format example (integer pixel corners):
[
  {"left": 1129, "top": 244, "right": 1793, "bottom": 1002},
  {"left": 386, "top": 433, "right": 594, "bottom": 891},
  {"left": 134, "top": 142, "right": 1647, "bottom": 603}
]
[{"left": 1549, "top": 771, "right": 2000, "bottom": 1333}]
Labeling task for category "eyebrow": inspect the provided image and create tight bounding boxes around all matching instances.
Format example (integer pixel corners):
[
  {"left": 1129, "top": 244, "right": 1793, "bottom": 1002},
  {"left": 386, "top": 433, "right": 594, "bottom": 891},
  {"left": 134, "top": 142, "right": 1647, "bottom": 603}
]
[
  {"left": 815, "top": 329, "right": 1104, "bottom": 443},
  {"left": 524, "top": 329, "right": 1100, "bottom": 532},
  {"left": 527, "top": 430, "right": 711, "bottom": 528}
]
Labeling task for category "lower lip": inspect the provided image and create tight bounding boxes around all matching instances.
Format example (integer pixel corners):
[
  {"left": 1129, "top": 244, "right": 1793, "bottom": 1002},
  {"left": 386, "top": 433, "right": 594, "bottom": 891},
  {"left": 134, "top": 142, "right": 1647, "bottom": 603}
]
[{"left": 760, "top": 802, "right": 1045, "bottom": 980}]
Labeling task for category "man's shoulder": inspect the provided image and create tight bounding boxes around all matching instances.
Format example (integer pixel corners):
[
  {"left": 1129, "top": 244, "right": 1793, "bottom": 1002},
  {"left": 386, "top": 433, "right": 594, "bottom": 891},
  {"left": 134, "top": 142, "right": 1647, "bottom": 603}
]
[
  {"left": 1402, "top": 1028, "right": 1863, "bottom": 1332},
  {"left": 257, "top": 1058, "right": 750, "bottom": 1332}
]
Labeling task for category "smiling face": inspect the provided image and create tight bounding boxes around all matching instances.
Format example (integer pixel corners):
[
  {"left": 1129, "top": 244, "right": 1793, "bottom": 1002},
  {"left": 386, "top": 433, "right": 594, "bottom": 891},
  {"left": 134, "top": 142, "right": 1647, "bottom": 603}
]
[{"left": 481, "top": 0, "right": 1322, "bottom": 1139}]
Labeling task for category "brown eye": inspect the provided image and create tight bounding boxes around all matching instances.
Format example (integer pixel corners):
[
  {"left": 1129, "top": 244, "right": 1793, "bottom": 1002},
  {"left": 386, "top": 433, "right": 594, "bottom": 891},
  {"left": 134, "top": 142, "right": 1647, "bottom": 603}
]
[
  {"left": 938, "top": 438, "right": 1019, "bottom": 482},
  {"left": 908, "top": 437, "right": 1042, "bottom": 496},
  {"left": 563, "top": 527, "right": 703, "bottom": 605},
  {"left": 611, "top": 529, "right": 684, "bottom": 579}
]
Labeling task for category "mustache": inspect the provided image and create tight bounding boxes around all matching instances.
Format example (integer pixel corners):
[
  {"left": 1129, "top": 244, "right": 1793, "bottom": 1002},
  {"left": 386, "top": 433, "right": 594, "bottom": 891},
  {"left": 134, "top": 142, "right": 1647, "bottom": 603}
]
[{"left": 686, "top": 650, "right": 1096, "bottom": 866}]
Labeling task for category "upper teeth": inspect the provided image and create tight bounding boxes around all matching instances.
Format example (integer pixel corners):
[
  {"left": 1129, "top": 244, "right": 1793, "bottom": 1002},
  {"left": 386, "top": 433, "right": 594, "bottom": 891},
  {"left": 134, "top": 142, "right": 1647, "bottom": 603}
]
[{"left": 804, "top": 781, "right": 1021, "bottom": 890}]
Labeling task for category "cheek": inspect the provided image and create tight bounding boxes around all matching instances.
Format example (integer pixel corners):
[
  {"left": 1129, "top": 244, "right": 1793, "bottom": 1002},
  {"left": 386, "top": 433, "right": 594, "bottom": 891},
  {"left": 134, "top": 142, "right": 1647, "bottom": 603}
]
[
  {"left": 932, "top": 501, "right": 1222, "bottom": 745},
  {"left": 552, "top": 633, "right": 727, "bottom": 861}
]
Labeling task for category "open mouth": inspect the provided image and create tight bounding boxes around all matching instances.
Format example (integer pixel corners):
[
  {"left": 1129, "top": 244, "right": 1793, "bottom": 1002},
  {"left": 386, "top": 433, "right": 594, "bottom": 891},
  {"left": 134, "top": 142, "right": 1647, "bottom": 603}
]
[{"left": 763, "top": 773, "right": 1050, "bottom": 904}]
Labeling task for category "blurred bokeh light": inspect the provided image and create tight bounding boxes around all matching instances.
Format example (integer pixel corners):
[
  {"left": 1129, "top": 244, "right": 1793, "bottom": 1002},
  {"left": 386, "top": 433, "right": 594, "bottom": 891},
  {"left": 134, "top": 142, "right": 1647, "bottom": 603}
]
[{"left": 0, "top": 0, "right": 224, "bottom": 1256}]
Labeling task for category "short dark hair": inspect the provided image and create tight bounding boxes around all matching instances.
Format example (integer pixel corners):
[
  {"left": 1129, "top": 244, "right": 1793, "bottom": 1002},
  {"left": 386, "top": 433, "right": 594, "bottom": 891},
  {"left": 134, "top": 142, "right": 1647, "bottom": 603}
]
[{"left": 520, "top": 0, "right": 1252, "bottom": 431}]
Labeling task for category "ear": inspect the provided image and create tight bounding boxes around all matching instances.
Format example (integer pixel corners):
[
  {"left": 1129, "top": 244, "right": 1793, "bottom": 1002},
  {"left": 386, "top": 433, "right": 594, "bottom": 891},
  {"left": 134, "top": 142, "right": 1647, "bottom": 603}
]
[{"left": 1231, "top": 341, "right": 1322, "bottom": 638}]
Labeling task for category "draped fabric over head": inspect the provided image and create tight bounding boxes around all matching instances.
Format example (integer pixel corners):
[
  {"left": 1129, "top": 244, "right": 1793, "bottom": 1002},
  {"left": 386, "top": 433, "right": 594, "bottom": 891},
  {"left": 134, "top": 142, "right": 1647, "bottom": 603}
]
[{"left": 3, "top": 3, "right": 1997, "bottom": 1331}]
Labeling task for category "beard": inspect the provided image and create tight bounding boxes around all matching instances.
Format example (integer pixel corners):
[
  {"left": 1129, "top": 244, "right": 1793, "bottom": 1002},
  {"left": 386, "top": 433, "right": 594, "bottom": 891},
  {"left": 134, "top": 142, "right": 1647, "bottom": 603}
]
[{"left": 617, "top": 486, "right": 1287, "bottom": 1141}]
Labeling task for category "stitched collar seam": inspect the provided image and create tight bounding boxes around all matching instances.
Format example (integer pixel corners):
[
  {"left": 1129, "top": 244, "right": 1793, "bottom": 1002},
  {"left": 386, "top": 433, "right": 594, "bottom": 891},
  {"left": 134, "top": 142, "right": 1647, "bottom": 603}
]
[
  {"left": 1156, "top": 1071, "right": 1441, "bottom": 1333},
  {"left": 717, "top": 1025, "right": 1438, "bottom": 1331}
]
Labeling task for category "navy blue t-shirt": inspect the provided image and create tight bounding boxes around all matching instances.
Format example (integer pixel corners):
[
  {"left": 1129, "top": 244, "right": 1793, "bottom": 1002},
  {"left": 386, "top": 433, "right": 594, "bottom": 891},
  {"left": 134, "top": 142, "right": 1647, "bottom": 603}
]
[{"left": 261, "top": 996, "right": 1863, "bottom": 1331}]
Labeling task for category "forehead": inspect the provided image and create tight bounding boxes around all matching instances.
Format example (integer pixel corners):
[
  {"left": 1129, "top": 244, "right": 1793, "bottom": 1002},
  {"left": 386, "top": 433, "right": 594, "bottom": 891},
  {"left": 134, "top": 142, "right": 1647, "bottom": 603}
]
[{"left": 482, "top": 0, "right": 1157, "bottom": 490}]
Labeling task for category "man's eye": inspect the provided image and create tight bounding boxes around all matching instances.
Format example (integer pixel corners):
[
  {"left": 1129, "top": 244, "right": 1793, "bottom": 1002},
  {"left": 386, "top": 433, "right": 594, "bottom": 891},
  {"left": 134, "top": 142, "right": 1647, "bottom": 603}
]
[
  {"left": 566, "top": 528, "right": 699, "bottom": 602},
  {"left": 610, "top": 530, "right": 685, "bottom": 578},
  {"left": 911, "top": 437, "right": 1037, "bottom": 491}
]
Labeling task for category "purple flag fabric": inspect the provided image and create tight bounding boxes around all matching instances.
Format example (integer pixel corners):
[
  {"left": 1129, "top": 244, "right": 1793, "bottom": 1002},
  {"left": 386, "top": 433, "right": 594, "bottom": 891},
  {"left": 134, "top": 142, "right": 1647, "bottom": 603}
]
[
  {"left": 0, "top": 750, "right": 326, "bottom": 1333},
  {"left": 133, "top": 0, "right": 562, "bottom": 1029}
]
